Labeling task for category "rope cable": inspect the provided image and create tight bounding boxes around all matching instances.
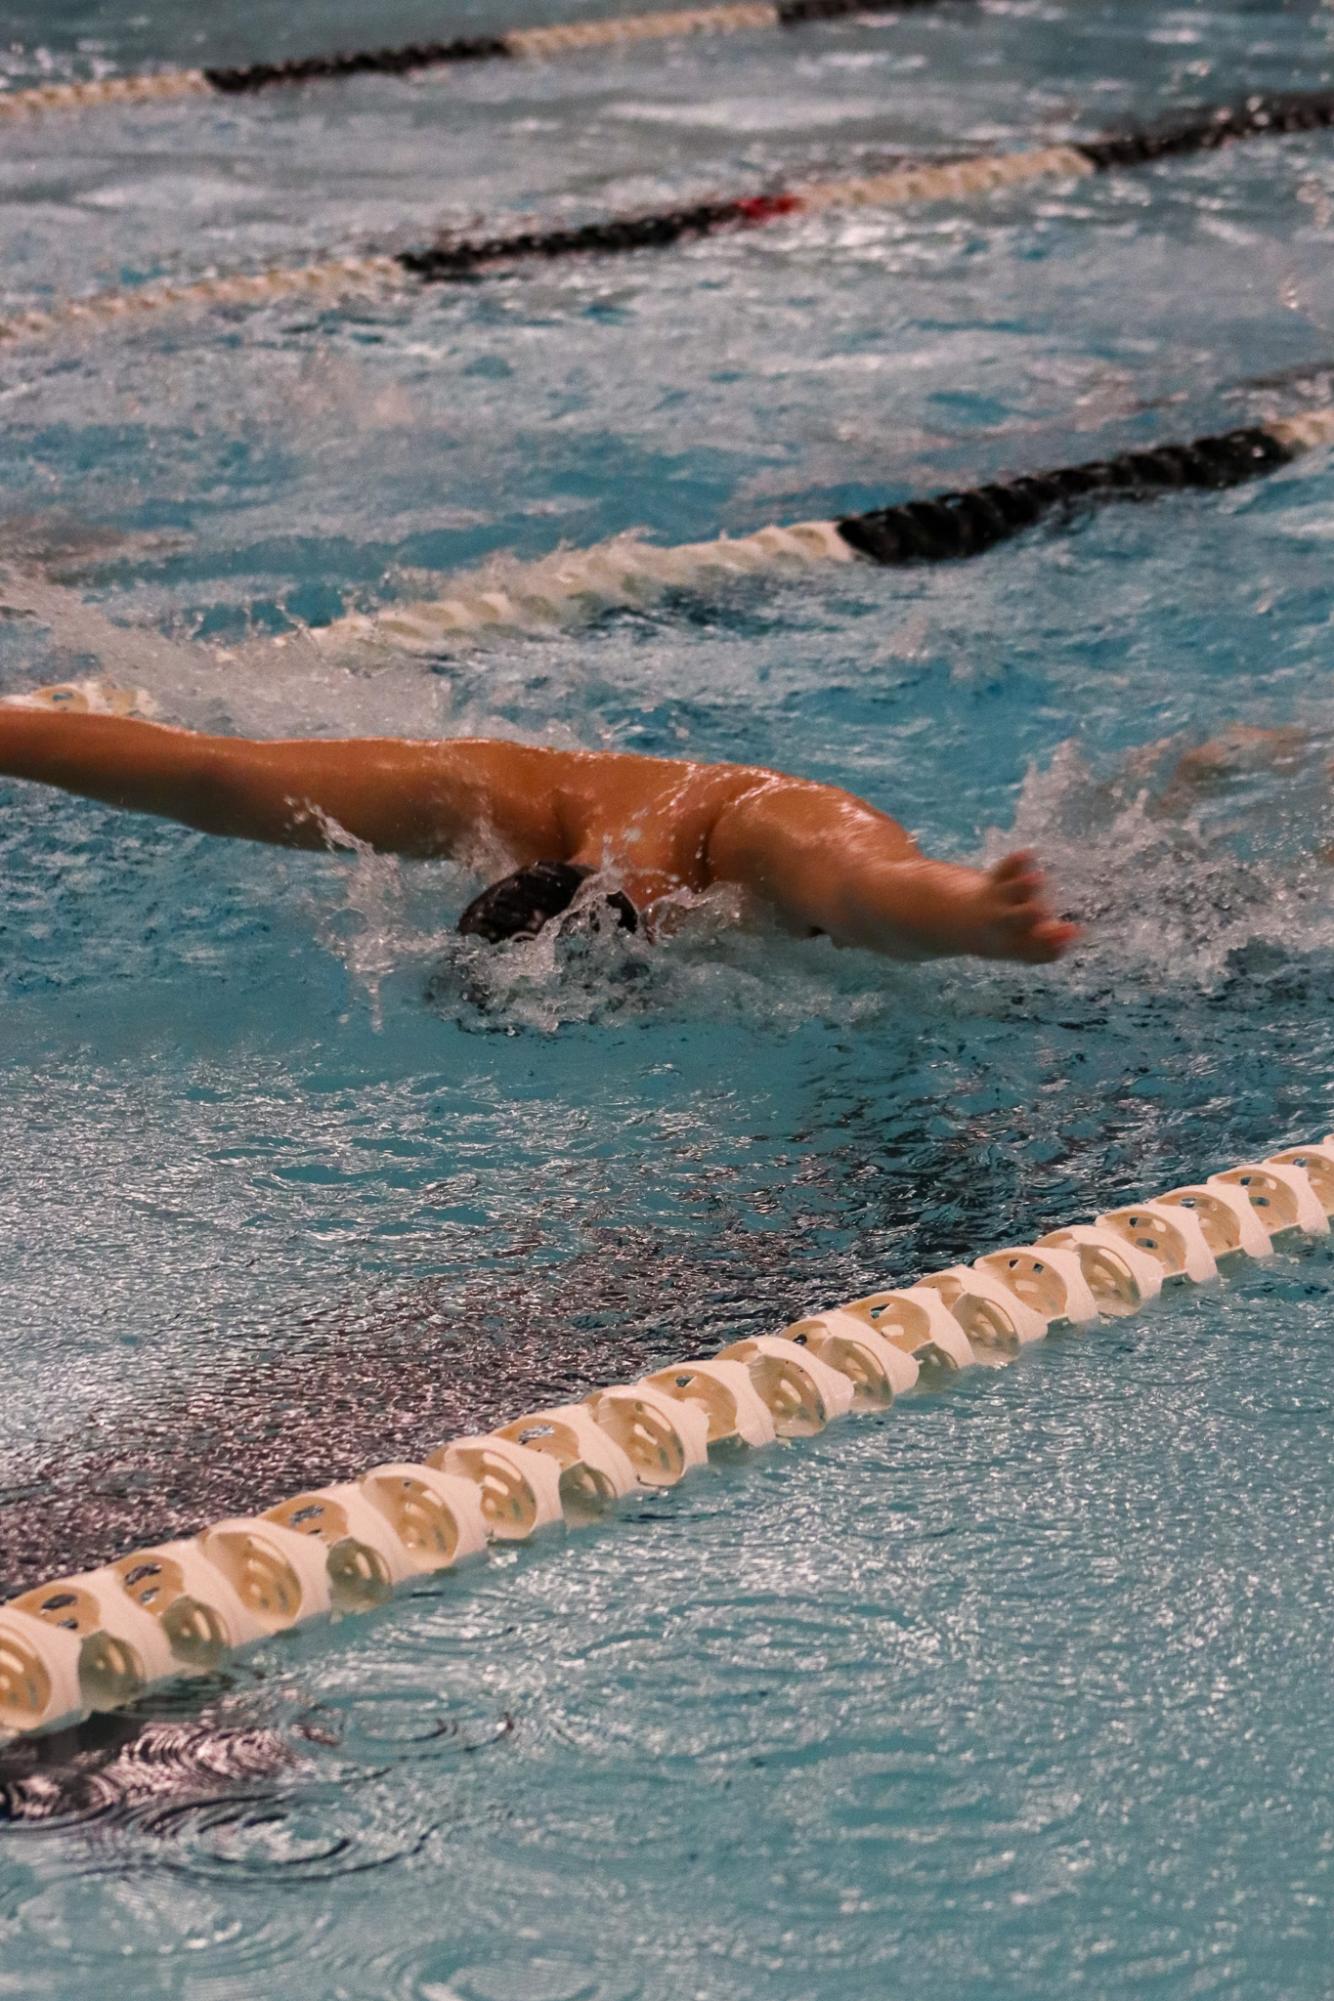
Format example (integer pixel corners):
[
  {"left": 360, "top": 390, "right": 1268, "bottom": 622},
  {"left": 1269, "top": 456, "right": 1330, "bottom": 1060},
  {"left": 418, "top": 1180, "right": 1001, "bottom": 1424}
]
[
  {"left": 0, "top": 0, "right": 953, "bottom": 117},
  {"left": 2, "top": 1139, "right": 1330, "bottom": 1740},
  {"left": 305, "top": 404, "right": 1334, "bottom": 652},
  {"left": 3, "top": 90, "right": 1330, "bottom": 350}
]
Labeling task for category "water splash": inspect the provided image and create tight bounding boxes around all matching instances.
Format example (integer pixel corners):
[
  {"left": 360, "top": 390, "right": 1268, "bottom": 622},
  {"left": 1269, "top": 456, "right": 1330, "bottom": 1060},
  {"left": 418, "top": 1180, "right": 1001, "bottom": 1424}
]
[
  {"left": 987, "top": 735, "right": 1334, "bottom": 986},
  {"left": 0, "top": 562, "right": 210, "bottom": 697},
  {"left": 300, "top": 816, "right": 460, "bottom": 1034},
  {"left": 0, "top": 561, "right": 459, "bottom": 737}
]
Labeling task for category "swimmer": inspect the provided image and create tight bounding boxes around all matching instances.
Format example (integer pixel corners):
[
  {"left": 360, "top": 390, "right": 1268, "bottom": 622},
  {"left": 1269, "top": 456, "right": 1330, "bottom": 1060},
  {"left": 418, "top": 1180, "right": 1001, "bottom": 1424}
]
[{"left": 0, "top": 704, "right": 1078, "bottom": 963}]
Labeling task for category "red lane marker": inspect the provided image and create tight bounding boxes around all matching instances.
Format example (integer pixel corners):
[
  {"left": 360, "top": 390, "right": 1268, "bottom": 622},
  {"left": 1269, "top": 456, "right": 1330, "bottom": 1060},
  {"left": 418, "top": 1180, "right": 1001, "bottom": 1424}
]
[{"left": 733, "top": 191, "right": 805, "bottom": 225}]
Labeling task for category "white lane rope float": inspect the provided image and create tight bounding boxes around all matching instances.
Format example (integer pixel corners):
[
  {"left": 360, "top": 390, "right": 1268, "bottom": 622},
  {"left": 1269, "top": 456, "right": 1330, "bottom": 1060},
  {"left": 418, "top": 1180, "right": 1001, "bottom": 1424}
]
[
  {"left": 1, "top": 90, "right": 1332, "bottom": 349},
  {"left": 302, "top": 404, "right": 1334, "bottom": 652},
  {"left": 0, "top": 0, "right": 953, "bottom": 118},
  {"left": 2, "top": 1139, "right": 1332, "bottom": 1741}
]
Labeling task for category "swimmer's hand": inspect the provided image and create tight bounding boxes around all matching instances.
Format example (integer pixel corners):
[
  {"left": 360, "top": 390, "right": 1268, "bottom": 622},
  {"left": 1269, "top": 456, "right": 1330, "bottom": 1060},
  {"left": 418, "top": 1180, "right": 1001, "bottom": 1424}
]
[
  {"left": 1153, "top": 724, "right": 1311, "bottom": 815},
  {"left": 705, "top": 781, "right": 1079, "bottom": 965},
  {"left": 969, "top": 851, "right": 1080, "bottom": 963},
  {"left": 0, "top": 680, "right": 157, "bottom": 718}
]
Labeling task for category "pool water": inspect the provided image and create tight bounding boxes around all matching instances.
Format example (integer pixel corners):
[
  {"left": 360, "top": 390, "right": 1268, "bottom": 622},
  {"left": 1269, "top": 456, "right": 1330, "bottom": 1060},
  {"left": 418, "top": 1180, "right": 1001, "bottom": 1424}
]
[{"left": 1, "top": 0, "right": 1333, "bottom": 1993}]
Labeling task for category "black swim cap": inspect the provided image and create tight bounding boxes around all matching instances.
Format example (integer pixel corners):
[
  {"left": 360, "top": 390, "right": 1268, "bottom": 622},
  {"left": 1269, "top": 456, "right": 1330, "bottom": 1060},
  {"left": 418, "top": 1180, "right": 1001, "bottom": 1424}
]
[{"left": 457, "top": 861, "right": 639, "bottom": 945}]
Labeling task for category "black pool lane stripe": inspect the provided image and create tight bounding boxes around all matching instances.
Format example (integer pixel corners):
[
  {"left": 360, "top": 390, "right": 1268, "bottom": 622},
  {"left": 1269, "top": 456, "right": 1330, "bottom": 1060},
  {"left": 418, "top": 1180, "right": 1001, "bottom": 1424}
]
[
  {"left": 1074, "top": 87, "right": 1334, "bottom": 172},
  {"left": 834, "top": 424, "right": 1297, "bottom": 564},
  {"left": 307, "top": 407, "right": 1331, "bottom": 653},
  {"left": 777, "top": 0, "right": 944, "bottom": 20},
  {"left": 202, "top": 37, "right": 513, "bottom": 94},
  {"left": 5, "top": 88, "right": 1334, "bottom": 346},
  {"left": 396, "top": 194, "right": 803, "bottom": 281}
]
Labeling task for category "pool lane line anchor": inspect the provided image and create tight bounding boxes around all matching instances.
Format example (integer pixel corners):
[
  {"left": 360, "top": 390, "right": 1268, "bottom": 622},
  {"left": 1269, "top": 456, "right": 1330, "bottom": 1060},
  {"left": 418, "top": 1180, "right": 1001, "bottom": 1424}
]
[
  {"left": 301, "top": 402, "right": 1334, "bottom": 652},
  {"left": 2, "top": 89, "right": 1333, "bottom": 348},
  {"left": 0, "top": 1, "right": 952, "bottom": 119},
  {"left": 2, "top": 1139, "right": 1333, "bottom": 1743}
]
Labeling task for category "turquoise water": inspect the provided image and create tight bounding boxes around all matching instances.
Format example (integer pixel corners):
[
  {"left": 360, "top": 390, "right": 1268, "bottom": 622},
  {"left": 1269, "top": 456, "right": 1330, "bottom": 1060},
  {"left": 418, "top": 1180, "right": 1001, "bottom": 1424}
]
[{"left": 2, "top": 0, "right": 1334, "bottom": 1993}]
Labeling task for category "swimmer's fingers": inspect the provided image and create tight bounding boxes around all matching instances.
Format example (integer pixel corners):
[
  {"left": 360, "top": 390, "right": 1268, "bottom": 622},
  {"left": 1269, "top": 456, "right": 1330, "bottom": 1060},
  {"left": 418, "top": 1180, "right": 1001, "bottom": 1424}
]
[
  {"left": 999, "top": 896, "right": 1081, "bottom": 960},
  {"left": 989, "top": 850, "right": 1044, "bottom": 905},
  {"left": 983, "top": 851, "right": 1080, "bottom": 962},
  {"left": 1021, "top": 917, "right": 1081, "bottom": 963}
]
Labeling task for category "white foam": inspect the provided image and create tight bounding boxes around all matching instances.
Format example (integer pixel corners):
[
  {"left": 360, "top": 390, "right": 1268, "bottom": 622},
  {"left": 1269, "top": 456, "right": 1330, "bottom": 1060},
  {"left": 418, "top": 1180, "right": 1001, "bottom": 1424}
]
[{"left": 986, "top": 737, "right": 1334, "bottom": 985}]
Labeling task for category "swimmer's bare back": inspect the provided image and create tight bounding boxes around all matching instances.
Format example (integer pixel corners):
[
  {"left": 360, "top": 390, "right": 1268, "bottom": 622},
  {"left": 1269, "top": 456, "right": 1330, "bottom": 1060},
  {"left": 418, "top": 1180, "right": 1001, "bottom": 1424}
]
[{"left": 0, "top": 708, "right": 1077, "bottom": 964}]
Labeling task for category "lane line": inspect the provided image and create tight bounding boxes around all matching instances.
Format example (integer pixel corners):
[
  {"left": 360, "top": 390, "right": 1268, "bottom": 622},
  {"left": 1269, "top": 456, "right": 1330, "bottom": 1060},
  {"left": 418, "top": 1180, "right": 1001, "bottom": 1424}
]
[
  {"left": 3, "top": 91, "right": 1331, "bottom": 351},
  {"left": 0, "top": 0, "right": 953, "bottom": 117},
  {"left": 3, "top": 1140, "right": 1330, "bottom": 1740},
  {"left": 305, "top": 406, "right": 1334, "bottom": 653}
]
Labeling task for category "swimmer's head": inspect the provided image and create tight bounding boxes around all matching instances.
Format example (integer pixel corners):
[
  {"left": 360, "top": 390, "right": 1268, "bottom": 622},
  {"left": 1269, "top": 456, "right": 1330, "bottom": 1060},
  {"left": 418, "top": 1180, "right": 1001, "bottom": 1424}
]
[{"left": 457, "top": 861, "right": 639, "bottom": 945}]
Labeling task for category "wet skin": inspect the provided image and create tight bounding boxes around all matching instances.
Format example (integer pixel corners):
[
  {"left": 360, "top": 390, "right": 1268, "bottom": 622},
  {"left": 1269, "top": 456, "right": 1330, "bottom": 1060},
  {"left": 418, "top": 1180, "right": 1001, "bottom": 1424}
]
[{"left": 0, "top": 713, "right": 1078, "bottom": 964}]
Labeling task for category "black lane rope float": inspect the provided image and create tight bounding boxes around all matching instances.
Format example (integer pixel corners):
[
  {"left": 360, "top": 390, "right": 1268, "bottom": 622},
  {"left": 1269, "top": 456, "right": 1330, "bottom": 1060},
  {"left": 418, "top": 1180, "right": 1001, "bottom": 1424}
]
[
  {"left": 309, "top": 404, "right": 1334, "bottom": 650},
  {"left": 0, "top": 0, "right": 957, "bottom": 118},
  {"left": 3, "top": 88, "right": 1332, "bottom": 349}
]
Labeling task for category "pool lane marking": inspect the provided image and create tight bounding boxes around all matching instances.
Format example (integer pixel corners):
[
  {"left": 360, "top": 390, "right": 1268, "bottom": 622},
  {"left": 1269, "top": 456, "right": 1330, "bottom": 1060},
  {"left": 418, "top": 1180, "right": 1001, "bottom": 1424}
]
[
  {"left": 302, "top": 405, "right": 1334, "bottom": 653},
  {"left": 0, "top": 0, "right": 954, "bottom": 118},
  {"left": 2, "top": 1143, "right": 1331, "bottom": 1740},
  {"left": 1, "top": 89, "right": 1332, "bottom": 348}
]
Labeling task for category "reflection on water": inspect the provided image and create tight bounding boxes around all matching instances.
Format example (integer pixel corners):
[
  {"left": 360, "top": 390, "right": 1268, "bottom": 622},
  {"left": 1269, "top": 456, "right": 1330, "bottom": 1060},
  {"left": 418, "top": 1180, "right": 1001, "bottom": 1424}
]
[{"left": 1, "top": 1709, "right": 307, "bottom": 1827}]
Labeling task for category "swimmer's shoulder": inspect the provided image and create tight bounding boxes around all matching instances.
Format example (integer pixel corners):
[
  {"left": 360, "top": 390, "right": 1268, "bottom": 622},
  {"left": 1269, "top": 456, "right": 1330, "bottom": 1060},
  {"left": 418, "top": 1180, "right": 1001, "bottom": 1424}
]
[{"left": 433, "top": 738, "right": 838, "bottom": 815}]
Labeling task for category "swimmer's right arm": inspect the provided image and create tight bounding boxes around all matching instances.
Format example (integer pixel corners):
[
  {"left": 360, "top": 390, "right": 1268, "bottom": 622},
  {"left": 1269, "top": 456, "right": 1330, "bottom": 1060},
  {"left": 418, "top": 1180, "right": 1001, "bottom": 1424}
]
[
  {"left": 0, "top": 711, "right": 561, "bottom": 858},
  {"left": 707, "top": 780, "right": 1078, "bottom": 964}
]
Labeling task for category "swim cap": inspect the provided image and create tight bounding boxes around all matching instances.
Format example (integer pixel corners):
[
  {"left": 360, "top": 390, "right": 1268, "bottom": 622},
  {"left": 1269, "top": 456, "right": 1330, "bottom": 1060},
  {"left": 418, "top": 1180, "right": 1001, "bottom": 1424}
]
[{"left": 457, "top": 861, "right": 639, "bottom": 944}]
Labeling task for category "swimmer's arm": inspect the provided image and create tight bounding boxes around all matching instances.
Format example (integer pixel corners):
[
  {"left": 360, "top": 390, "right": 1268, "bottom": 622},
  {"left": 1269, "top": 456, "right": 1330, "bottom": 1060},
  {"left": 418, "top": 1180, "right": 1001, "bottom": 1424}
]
[
  {"left": 0, "top": 711, "right": 558, "bottom": 858},
  {"left": 706, "top": 783, "right": 1076, "bottom": 963}
]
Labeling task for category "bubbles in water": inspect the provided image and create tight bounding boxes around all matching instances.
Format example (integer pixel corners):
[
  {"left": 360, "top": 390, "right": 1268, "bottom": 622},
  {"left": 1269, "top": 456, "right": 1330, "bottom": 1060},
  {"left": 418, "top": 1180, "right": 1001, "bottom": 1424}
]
[{"left": 300, "top": 818, "right": 460, "bottom": 1034}]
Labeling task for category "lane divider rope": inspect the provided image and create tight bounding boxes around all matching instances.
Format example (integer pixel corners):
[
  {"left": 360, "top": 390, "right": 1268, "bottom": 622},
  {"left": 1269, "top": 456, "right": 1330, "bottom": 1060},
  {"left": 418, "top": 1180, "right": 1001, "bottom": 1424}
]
[
  {"left": 2, "top": 1139, "right": 1332, "bottom": 1741},
  {"left": 0, "top": 0, "right": 951, "bottom": 118},
  {"left": 2, "top": 90, "right": 1332, "bottom": 349},
  {"left": 304, "top": 404, "right": 1334, "bottom": 652}
]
